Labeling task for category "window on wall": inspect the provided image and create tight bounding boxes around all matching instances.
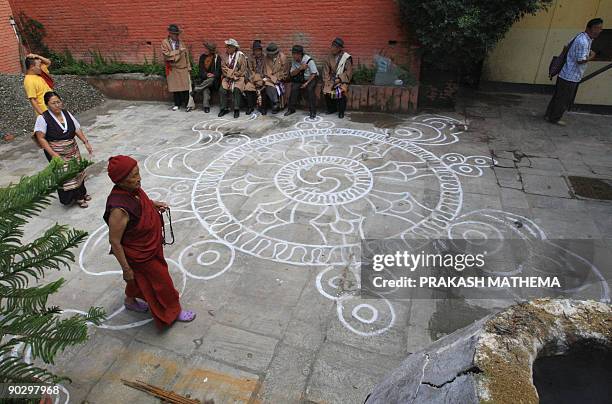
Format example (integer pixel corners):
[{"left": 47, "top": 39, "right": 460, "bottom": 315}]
[{"left": 592, "top": 29, "right": 612, "bottom": 61}]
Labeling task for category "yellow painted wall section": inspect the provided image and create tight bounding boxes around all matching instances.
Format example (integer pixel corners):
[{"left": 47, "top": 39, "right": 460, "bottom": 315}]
[{"left": 483, "top": 0, "right": 611, "bottom": 106}]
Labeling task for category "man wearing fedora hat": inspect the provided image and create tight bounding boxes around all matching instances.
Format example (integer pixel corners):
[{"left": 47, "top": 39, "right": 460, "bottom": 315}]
[
  {"left": 323, "top": 37, "right": 353, "bottom": 118},
  {"left": 219, "top": 38, "right": 247, "bottom": 118},
  {"left": 245, "top": 40, "right": 266, "bottom": 115},
  {"left": 194, "top": 42, "right": 222, "bottom": 113},
  {"left": 263, "top": 42, "right": 289, "bottom": 114},
  {"left": 161, "top": 24, "right": 193, "bottom": 111}
]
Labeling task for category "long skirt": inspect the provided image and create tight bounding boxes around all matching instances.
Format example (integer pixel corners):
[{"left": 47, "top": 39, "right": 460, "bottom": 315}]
[
  {"left": 43, "top": 140, "right": 87, "bottom": 205},
  {"left": 125, "top": 249, "right": 182, "bottom": 329}
]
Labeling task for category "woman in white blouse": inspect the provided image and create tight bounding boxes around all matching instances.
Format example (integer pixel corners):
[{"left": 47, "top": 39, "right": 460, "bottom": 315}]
[{"left": 34, "top": 91, "right": 94, "bottom": 208}]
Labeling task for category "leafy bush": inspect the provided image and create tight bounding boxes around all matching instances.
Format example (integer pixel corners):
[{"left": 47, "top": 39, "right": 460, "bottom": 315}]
[
  {"left": 352, "top": 64, "right": 377, "bottom": 85},
  {"left": 398, "top": 0, "right": 553, "bottom": 71},
  {"left": 50, "top": 50, "right": 165, "bottom": 76},
  {"left": 16, "top": 12, "right": 50, "bottom": 56},
  {"left": 0, "top": 158, "right": 106, "bottom": 384}
]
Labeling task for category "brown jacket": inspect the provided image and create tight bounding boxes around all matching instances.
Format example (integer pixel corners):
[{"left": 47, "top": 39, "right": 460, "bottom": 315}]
[
  {"left": 263, "top": 52, "right": 289, "bottom": 87},
  {"left": 221, "top": 51, "right": 247, "bottom": 92},
  {"left": 245, "top": 55, "right": 265, "bottom": 92},
  {"left": 161, "top": 37, "right": 191, "bottom": 92},
  {"left": 323, "top": 52, "right": 353, "bottom": 95}
]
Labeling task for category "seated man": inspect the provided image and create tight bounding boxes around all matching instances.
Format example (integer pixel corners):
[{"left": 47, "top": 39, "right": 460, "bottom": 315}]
[
  {"left": 23, "top": 55, "right": 53, "bottom": 115},
  {"left": 245, "top": 40, "right": 265, "bottom": 115},
  {"left": 285, "top": 45, "right": 319, "bottom": 119},
  {"left": 323, "top": 37, "right": 353, "bottom": 119},
  {"left": 193, "top": 41, "right": 222, "bottom": 113},
  {"left": 219, "top": 38, "right": 247, "bottom": 118},
  {"left": 262, "top": 43, "right": 289, "bottom": 114}
]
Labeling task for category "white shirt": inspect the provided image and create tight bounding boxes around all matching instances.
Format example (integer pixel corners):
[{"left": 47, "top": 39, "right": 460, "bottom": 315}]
[
  {"left": 559, "top": 32, "right": 592, "bottom": 83},
  {"left": 34, "top": 111, "right": 81, "bottom": 134},
  {"left": 292, "top": 54, "right": 319, "bottom": 79}
]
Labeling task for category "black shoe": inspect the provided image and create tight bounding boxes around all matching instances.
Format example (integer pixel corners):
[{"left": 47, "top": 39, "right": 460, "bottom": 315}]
[
  {"left": 271, "top": 104, "right": 280, "bottom": 114},
  {"left": 234, "top": 110, "right": 240, "bottom": 118},
  {"left": 338, "top": 112, "right": 345, "bottom": 119},
  {"left": 204, "top": 107, "right": 210, "bottom": 113},
  {"left": 261, "top": 109, "right": 268, "bottom": 116},
  {"left": 218, "top": 109, "right": 229, "bottom": 117},
  {"left": 309, "top": 113, "right": 316, "bottom": 119},
  {"left": 284, "top": 109, "right": 296, "bottom": 116},
  {"left": 246, "top": 108, "right": 254, "bottom": 115}
]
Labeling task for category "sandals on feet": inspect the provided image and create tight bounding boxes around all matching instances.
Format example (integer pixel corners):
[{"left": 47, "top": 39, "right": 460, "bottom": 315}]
[
  {"left": 125, "top": 300, "right": 149, "bottom": 313},
  {"left": 84, "top": 194, "right": 92, "bottom": 201},
  {"left": 177, "top": 310, "right": 196, "bottom": 322},
  {"left": 75, "top": 199, "right": 89, "bottom": 208}
]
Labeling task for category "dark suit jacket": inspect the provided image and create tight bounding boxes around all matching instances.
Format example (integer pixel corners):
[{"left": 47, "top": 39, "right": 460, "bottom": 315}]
[{"left": 198, "top": 53, "right": 222, "bottom": 90}]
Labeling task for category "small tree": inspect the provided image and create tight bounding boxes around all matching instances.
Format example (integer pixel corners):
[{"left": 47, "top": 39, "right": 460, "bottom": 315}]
[
  {"left": 0, "top": 158, "right": 106, "bottom": 385},
  {"left": 398, "top": 0, "right": 552, "bottom": 74}
]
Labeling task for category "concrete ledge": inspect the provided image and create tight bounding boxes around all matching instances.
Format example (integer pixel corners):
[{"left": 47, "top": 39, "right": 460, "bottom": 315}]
[
  {"left": 83, "top": 73, "right": 418, "bottom": 113},
  {"left": 366, "top": 299, "right": 611, "bottom": 404},
  {"left": 84, "top": 73, "right": 172, "bottom": 102}
]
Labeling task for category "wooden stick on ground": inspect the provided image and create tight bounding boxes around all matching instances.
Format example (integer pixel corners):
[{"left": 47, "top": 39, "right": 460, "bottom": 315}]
[{"left": 121, "top": 379, "right": 208, "bottom": 404}]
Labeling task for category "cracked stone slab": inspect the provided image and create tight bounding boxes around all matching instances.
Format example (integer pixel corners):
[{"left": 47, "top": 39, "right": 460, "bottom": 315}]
[
  {"left": 493, "top": 157, "right": 515, "bottom": 168},
  {"left": 493, "top": 167, "right": 522, "bottom": 189},
  {"left": 522, "top": 174, "right": 571, "bottom": 198},
  {"left": 491, "top": 150, "right": 516, "bottom": 161}
]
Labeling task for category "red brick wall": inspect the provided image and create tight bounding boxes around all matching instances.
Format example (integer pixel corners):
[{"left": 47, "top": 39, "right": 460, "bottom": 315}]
[
  {"left": 8, "top": 0, "right": 414, "bottom": 73},
  {"left": 0, "top": 0, "right": 21, "bottom": 73}
]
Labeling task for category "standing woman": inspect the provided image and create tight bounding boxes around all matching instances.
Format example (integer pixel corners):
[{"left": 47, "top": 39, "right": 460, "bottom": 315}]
[
  {"left": 161, "top": 24, "right": 193, "bottom": 111},
  {"left": 34, "top": 91, "right": 93, "bottom": 208}
]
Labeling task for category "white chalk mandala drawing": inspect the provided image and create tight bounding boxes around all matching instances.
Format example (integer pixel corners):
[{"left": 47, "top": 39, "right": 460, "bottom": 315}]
[{"left": 75, "top": 114, "right": 608, "bottom": 341}]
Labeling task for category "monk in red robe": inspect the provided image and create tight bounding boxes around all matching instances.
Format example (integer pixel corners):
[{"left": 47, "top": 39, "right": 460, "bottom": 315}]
[{"left": 104, "top": 155, "right": 195, "bottom": 328}]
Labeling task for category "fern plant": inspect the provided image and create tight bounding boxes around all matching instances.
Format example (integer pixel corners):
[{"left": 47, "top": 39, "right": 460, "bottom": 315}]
[{"left": 0, "top": 158, "right": 106, "bottom": 385}]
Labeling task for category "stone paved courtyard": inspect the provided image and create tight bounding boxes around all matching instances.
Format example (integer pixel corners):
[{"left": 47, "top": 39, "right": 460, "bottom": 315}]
[{"left": 0, "top": 92, "right": 610, "bottom": 403}]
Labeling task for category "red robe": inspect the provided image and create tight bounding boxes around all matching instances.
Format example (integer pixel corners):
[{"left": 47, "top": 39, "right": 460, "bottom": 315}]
[{"left": 104, "top": 186, "right": 181, "bottom": 329}]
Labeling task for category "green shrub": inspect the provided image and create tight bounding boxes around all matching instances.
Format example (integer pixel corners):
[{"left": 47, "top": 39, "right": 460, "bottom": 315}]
[
  {"left": 49, "top": 49, "right": 164, "bottom": 76},
  {"left": 352, "top": 64, "right": 377, "bottom": 85},
  {"left": 397, "top": 0, "right": 553, "bottom": 72}
]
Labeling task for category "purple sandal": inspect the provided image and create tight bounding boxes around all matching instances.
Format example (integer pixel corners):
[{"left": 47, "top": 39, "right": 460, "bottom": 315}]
[
  {"left": 125, "top": 299, "right": 149, "bottom": 313},
  {"left": 177, "top": 310, "right": 196, "bottom": 322}
]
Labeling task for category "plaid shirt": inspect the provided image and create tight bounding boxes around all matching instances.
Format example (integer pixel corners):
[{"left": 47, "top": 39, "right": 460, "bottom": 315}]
[{"left": 559, "top": 32, "right": 592, "bottom": 83}]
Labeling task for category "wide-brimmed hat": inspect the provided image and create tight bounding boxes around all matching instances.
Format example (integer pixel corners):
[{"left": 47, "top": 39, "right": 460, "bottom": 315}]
[
  {"left": 252, "top": 40, "right": 263, "bottom": 50},
  {"left": 225, "top": 38, "right": 239, "bottom": 48},
  {"left": 168, "top": 24, "right": 181, "bottom": 34},
  {"left": 266, "top": 42, "right": 279, "bottom": 55},
  {"left": 291, "top": 45, "right": 304, "bottom": 54},
  {"left": 203, "top": 41, "right": 217, "bottom": 52},
  {"left": 332, "top": 37, "right": 344, "bottom": 48}
]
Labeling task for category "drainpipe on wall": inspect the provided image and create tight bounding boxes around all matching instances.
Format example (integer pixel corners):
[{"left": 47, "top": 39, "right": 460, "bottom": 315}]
[{"left": 9, "top": 16, "right": 25, "bottom": 73}]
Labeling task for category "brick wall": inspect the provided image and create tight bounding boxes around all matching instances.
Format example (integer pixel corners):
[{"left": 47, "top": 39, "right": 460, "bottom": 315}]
[
  {"left": 0, "top": 0, "right": 21, "bottom": 73},
  {"left": 8, "top": 0, "right": 415, "bottom": 74}
]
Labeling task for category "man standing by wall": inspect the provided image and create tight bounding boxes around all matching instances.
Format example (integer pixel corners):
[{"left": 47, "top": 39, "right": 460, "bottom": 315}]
[
  {"left": 323, "top": 37, "right": 353, "bottom": 119},
  {"left": 545, "top": 18, "right": 604, "bottom": 125},
  {"left": 285, "top": 45, "right": 318, "bottom": 119},
  {"left": 161, "top": 24, "right": 192, "bottom": 112}
]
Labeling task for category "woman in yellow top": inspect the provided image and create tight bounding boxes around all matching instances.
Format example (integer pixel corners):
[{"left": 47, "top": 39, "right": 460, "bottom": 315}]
[{"left": 23, "top": 54, "right": 53, "bottom": 115}]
